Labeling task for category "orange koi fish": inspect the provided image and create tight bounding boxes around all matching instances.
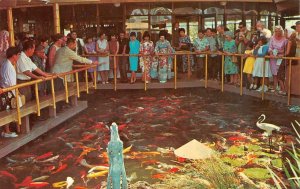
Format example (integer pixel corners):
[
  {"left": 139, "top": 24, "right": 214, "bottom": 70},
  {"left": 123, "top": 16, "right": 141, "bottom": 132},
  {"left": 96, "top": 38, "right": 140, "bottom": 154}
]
[
  {"left": 52, "top": 164, "right": 67, "bottom": 174},
  {"left": 35, "top": 152, "right": 53, "bottom": 160},
  {"left": 141, "top": 160, "right": 158, "bottom": 167},
  {"left": 151, "top": 173, "right": 166, "bottom": 179},
  {"left": 0, "top": 171, "right": 17, "bottom": 182},
  {"left": 168, "top": 167, "right": 180, "bottom": 173}
]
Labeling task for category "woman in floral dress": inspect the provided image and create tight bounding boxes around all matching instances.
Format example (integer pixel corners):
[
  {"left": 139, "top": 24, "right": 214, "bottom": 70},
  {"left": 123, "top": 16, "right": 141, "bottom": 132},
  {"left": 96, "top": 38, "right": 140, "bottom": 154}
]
[
  {"left": 178, "top": 28, "right": 194, "bottom": 72},
  {"left": 139, "top": 31, "right": 154, "bottom": 83},
  {"left": 155, "top": 31, "right": 174, "bottom": 83},
  {"left": 223, "top": 31, "right": 238, "bottom": 85}
]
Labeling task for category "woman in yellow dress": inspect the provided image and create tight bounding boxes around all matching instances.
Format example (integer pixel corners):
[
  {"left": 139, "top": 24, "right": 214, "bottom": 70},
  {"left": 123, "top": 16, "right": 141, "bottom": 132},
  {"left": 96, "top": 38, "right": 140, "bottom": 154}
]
[{"left": 243, "top": 42, "right": 256, "bottom": 90}]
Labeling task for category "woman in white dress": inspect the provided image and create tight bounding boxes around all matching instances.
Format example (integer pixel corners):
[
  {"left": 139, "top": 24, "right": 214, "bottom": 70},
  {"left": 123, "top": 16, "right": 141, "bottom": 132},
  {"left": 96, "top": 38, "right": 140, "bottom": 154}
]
[
  {"left": 96, "top": 32, "right": 110, "bottom": 84},
  {"left": 252, "top": 36, "right": 272, "bottom": 92}
]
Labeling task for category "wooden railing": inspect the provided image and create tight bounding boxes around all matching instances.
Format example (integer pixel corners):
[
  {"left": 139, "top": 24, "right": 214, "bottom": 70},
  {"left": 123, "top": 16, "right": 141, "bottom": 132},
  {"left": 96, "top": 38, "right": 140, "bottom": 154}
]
[
  {"left": 0, "top": 64, "right": 97, "bottom": 129},
  {"left": 84, "top": 51, "right": 300, "bottom": 105},
  {"left": 0, "top": 52, "right": 298, "bottom": 129}
]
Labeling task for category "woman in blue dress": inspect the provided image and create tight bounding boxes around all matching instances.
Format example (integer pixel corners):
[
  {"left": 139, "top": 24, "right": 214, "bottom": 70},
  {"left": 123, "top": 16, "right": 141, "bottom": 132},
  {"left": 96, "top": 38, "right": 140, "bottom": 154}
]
[
  {"left": 155, "top": 31, "right": 174, "bottom": 83},
  {"left": 129, "top": 32, "right": 140, "bottom": 83},
  {"left": 223, "top": 31, "right": 238, "bottom": 85}
]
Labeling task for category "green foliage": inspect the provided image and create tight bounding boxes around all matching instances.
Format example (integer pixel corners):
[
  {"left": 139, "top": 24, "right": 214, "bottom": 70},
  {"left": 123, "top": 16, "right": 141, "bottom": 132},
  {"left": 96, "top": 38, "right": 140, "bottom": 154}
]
[
  {"left": 243, "top": 168, "right": 271, "bottom": 180},
  {"left": 268, "top": 120, "right": 300, "bottom": 189},
  {"left": 158, "top": 157, "right": 241, "bottom": 189}
]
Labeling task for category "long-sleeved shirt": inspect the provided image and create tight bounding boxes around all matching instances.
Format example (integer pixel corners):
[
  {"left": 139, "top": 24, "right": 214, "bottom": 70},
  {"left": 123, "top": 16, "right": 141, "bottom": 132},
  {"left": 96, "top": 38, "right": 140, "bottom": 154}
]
[{"left": 52, "top": 46, "right": 92, "bottom": 82}]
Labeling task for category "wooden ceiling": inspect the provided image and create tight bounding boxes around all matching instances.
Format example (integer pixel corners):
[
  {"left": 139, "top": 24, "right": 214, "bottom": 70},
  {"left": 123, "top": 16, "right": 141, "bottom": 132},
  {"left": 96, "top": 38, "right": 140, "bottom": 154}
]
[{"left": 0, "top": 0, "right": 273, "bottom": 9}]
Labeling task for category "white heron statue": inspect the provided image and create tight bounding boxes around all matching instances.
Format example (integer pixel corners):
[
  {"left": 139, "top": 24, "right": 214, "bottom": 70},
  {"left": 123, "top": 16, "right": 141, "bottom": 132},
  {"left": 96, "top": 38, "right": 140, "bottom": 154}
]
[{"left": 256, "top": 114, "right": 281, "bottom": 152}]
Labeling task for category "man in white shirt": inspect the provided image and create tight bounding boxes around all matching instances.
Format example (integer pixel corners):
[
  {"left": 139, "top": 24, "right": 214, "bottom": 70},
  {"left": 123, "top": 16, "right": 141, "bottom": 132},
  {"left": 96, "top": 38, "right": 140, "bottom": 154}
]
[
  {"left": 256, "top": 21, "right": 272, "bottom": 40},
  {"left": 16, "top": 40, "right": 52, "bottom": 101},
  {"left": 0, "top": 47, "right": 21, "bottom": 137}
]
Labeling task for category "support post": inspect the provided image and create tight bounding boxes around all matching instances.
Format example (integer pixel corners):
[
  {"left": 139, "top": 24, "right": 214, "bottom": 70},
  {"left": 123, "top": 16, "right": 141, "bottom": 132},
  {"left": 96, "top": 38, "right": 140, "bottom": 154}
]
[
  {"left": 187, "top": 53, "right": 191, "bottom": 79},
  {"left": 114, "top": 55, "right": 117, "bottom": 91},
  {"left": 205, "top": 54, "right": 208, "bottom": 88},
  {"left": 49, "top": 78, "right": 56, "bottom": 117},
  {"left": 240, "top": 56, "right": 243, "bottom": 96},
  {"left": 174, "top": 54, "right": 177, "bottom": 89},
  {"left": 288, "top": 59, "right": 292, "bottom": 105},
  {"left": 221, "top": 55, "right": 224, "bottom": 92},
  {"left": 262, "top": 58, "right": 265, "bottom": 100},
  {"left": 96, "top": 4, "right": 100, "bottom": 34},
  {"left": 20, "top": 116, "right": 30, "bottom": 134},
  {"left": 53, "top": 3, "right": 61, "bottom": 34},
  {"left": 7, "top": 7, "right": 15, "bottom": 46},
  {"left": 70, "top": 95, "right": 78, "bottom": 107}
]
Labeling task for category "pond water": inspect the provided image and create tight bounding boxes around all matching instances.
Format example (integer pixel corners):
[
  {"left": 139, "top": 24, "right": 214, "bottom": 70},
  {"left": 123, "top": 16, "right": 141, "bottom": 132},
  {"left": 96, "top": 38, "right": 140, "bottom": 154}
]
[{"left": 0, "top": 88, "right": 299, "bottom": 188}]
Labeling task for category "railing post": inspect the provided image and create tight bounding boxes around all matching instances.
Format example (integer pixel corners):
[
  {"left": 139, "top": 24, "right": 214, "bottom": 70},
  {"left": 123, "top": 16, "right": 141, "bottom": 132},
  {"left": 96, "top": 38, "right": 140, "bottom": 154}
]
[
  {"left": 221, "top": 54, "right": 224, "bottom": 92},
  {"left": 288, "top": 59, "right": 292, "bottom": 105},
  {"left": 34, "top": 83, "right": 40, "bottom": 116},
  {"left": 75, "top": 72, "right": 80, "bottom": 98},
  {"left": 85, "top": 69, "right": 89, "bottom": 94},
  {"left": 174, "top": 54, "right": 177, "bottom": 89},
  {"left": 144, "top": 55, "right": 147, "bottom": 91},
  {"left": 262, "top": 58, "right": 265, "bottom": 101},
  {"left": 240, "top": 56, "right": 243, "bottom": 96},
  {"left": 15, "top": 89, "right": 21, "bottom": 132},
  {"left": 114, "top": 55, "right": 117, "bottom": 91},
  {"left": 93, "top": 68, "right": 97, "bottom": 89},
  {"left": 64, "top": 75, "right": 69, "bottom": 103},
  {"left": 49, "top": 78, "right": 56, "bottom": 117},
  {"left": 205, "top": 54, "right": 208, "bottom": 88},
  {"left": 188, "top": 53, "right": 191, "bottom": 79}
]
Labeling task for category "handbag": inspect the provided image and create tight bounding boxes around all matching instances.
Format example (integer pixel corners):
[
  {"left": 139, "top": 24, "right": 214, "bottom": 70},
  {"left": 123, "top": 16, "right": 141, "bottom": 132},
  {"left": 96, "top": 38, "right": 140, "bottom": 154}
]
[{"left": 0, "top": 90, "right": 25, "bottom": 111}]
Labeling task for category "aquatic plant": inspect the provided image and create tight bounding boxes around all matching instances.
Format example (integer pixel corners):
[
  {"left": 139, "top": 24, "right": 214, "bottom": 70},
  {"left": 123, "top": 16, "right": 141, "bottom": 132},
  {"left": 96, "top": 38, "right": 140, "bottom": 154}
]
[
  {"left": 268, "top": 120, "right": 300, "bottom": 189},
  {"left": 156, "top": 157, "right": 241, "bottom": 189}
]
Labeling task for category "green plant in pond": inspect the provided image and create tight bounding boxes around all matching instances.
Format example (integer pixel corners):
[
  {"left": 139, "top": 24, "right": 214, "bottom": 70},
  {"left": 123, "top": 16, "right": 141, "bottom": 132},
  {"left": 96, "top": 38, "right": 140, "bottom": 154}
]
[
  {"left": 225, "top": 145, "right": 245, "bottom": 156},
  {"left": 158, "top": 157, "right": 241, "bottom": 189},
  {"left": 222, "top": 157, "right": 248, "bottom": 167},
  {"left": 243, "top": 168, "right": 272, "bottom": 180},
  {"left": 267, "top": 120, "right": 300, "bottom": 189}
]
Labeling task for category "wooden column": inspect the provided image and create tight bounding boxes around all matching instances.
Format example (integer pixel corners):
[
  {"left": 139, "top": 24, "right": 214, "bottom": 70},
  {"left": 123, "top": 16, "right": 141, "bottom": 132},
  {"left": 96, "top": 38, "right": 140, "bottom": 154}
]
[
  {"left": 7, "top": 8, "right": 15, "bottom": 47},
  {"left": 53, "top": 3, "right": 61, "bottom": 34},
  {"left": 223, "top": 5, "right": 227, "bottom": 26},
  {"left": 96, "top": 4, "right": 100, "bottom": 34},
  {"left": 20, "top": 116, "right": 30, "bottom": 134},
  {"left": 122, "top": 4, "right": 126, "bottom": 32}
]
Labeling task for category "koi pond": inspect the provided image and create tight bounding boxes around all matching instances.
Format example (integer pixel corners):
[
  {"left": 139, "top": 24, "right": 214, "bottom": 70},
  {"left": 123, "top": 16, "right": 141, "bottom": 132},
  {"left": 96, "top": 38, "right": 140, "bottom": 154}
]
[{"left": 0, "top": 88, "right": 299, "bottom": 189}]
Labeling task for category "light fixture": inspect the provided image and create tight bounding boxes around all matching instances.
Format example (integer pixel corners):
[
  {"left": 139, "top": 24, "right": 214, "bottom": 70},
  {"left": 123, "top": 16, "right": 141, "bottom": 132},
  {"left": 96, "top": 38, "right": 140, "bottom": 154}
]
[
  {"left": 220, "top": 1, "right": 227, "bottom": 6},
  {"left": 114, "top": 3, "right": 121, "bottom": 7}
]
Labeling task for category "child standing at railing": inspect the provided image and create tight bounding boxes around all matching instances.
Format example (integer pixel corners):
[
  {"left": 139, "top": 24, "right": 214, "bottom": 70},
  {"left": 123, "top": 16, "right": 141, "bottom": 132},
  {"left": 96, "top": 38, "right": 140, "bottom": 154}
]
[
  {"left": 243, "top": 42, "right": 256, "bottom": 90},
  {"left": 252, "top": 36, "right": 272, "bottom": 92},
  {"left": 223, "top": 31, "right": 238, "bottom": 85}
]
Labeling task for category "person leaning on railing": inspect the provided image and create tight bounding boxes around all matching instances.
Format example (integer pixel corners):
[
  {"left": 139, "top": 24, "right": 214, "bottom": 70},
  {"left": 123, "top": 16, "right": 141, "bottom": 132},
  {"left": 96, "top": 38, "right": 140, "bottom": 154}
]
[
  {"left": 0, "top": 47, "right": 21, "bottom": 138},
  {"left": 51, "top": 38, "right": 98, "bottom": 91},
  {"left": 193, "top": 29, "right": 209, "bottom": 80},
  {"left": 16, "top": 40, "right": 53, "bottom": 101}
]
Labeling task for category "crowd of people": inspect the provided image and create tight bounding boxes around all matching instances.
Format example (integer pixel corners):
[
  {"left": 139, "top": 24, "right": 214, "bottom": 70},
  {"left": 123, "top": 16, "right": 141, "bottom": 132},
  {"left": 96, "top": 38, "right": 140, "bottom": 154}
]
[{"left": 0, "top": 20, "right": 299, "bottom": 137}]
